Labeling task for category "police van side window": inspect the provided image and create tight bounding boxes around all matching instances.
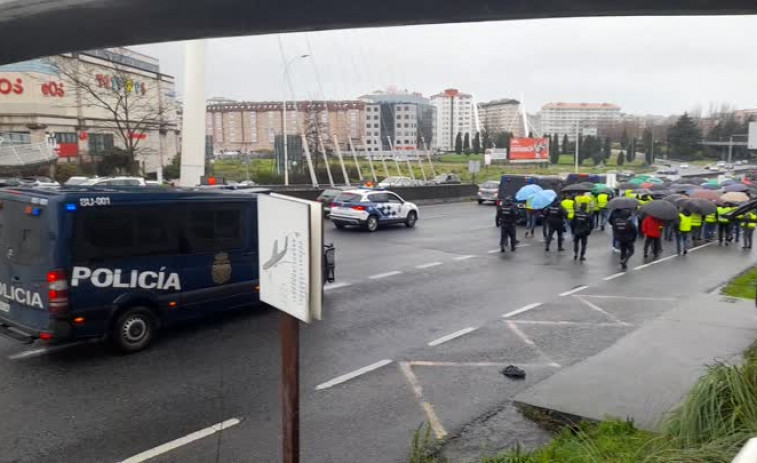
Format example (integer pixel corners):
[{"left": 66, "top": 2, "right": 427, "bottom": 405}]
[
  {"left": 183, "top": 206, "right": 243, "bottom": 253},
  {"left": 73, "top": 208, "right": 178, "bottom": 262}
]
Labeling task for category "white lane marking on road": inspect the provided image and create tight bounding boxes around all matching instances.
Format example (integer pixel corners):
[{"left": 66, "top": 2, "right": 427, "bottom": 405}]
[
  {"left": 315, "top": 359, "right": 393, "bottom": 391},
  {"left": 502, "top": 302, "right": 542, "bottom": 319},
  {"left": 574, "top": 295, "right": 630, "bottom": 326},
  {"left": 453, "top": 255, "right": 475, "bottom": 261},
  {"left": 427, "top": 327, "right": 477, "bottom": 347},
  {"left": 688, "top": 241, "right": 715, "bottom": 253},
  {"left": 8, "top": 340, "right": 96, "bottom": 360},
  {"left": 506, "top": 321, "right": 535, "bottom": 346},
  {"left": 409, "top": 360, "right": 561, "bottom": 368},
  {"left": 603, "top": 272, "right": 626, "bottom": 281},
  {"left": 509, "top": 320, "right": 627, "bottom": 327},
  {"left": 516, "top": 244, "right": 531, "bottom": 248},
  {"left": 368, "top": 271, "right": 403, "bottom": 280},
  {"left": 559, "top": 285, "right": 589, "bottom": 297},
  {"left": 119, "top": 418, "right": 241, "bottom": 463},
  {"left": 416, "top": 262, "right": 442, "bottom": 270},
  {"left": 324, "top": 282, "right": 352, "bottom": 291},
  {"left": 487, "top": 249, "right": 501, "bottom": 254},
  {"left": 399, "top": 362, "right": 447, "bottom": 439},
  {"left": 580, "top": 295, "right": 677, "bottom": 301}
]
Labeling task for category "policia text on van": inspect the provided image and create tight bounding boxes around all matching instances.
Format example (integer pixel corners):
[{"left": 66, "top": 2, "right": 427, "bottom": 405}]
[{"left": 0, "top": 187, "right": 335, "bottom": 353}]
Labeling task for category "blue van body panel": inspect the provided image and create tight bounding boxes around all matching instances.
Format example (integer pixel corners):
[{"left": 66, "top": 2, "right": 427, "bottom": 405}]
[{"left": 0, "top": 187, "right": 267, "bottom": 343}]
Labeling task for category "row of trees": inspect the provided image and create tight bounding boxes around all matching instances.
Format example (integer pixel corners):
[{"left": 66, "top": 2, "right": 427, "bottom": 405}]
[{"left": 454, "top": 130, "right": 514, "bottom": 155}]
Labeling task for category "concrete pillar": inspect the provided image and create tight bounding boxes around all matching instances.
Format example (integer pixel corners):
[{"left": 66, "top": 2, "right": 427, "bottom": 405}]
[{"left": 179, "top": 40, "right": 207, "bottom": 187}]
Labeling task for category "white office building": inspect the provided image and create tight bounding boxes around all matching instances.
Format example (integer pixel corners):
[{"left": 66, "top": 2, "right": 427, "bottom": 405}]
[
  {"left": 540, "top": 102, "right": 621, "bottom": 141},
  {"left": 431, "top": 88, "right": 480, "bottom": 151}
]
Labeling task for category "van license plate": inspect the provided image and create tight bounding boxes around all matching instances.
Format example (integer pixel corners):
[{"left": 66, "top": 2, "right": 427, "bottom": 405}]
[{"left": 0, "top": 301, "right": 8, "bottom": 312}]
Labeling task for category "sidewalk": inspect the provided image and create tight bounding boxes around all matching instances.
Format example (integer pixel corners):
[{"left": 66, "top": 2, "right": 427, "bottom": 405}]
[{"left": 514, "top": 293, "right": 757, "bottom": 430}]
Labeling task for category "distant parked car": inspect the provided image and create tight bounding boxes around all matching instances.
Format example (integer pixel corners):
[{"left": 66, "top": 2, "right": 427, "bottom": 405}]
[
  {"left": 378, "top": 176, "right": 416, "bottom": 188},
  {"left": 21, "top": 176, "right": 59, "bottom": 188},
  {"left": 725, "top": 163, "right": 734, "bottom": 170},
  {"left": 64, "top": 176, "right": 90, "bottom": 186},
  {"left": 679, "top": 164, "right": 689, "bottom": 169},
  {"left": 316, "top": 187, "right": 348, "bottom": 216},
  {"left": 79, "top": 176, "right": 146, "bottom": 187},
  {"left": 429, "top": 173, "right": 462, "bottom": 185},
  {"left": 477, "top": 181, "right": 499, "bottom": 204}
]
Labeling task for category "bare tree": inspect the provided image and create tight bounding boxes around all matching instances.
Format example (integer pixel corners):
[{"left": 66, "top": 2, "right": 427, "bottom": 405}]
[{"left": 44, "top": 53, "right": 171, "bottom": 174}]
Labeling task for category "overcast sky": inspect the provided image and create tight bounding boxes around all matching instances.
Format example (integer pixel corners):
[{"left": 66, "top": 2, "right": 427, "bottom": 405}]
[{"left": 132, "top": 15, "right": 757, "bottom": 116}]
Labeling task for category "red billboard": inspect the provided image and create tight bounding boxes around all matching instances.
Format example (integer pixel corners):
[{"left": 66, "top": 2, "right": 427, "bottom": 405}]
[{"left": 509, "top": 137, "right": 549, "bottom": 161}]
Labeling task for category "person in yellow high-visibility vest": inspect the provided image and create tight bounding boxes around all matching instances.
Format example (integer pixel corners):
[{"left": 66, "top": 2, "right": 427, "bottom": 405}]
[
  {"left": 740, "top": 211, "right": 757, "bottom": 249},
  {"left": 704, "top": 210, "right": 718, "bottom": 241},
  {"left": 717, "top": 204, "right": 732, "bottom": 245},
  {"left": 677, "top": 209, "right": 693, "bottom": 255},
  {"left": 597, "top": 191, "right": 610, "bottom": 230},
  {"left": 561, "top": 194, "right": 575, "bottom": 234},
  {"left": 690, "top": 212, "right": 703, "bottom": 241}
]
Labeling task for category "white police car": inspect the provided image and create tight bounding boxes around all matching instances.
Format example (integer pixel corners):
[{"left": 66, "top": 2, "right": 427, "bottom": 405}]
[{"left": 329, "top": 190, "right": 419, "bottom": 232}]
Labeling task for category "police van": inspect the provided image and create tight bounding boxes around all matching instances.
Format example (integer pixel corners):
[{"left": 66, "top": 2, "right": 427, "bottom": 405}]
[{"left": 0, "top": 187, "right": 333, "bottom": 353}]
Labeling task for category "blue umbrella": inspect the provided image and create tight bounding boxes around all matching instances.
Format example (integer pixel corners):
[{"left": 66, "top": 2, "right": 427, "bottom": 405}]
[
  {"left": 530, "top": 189, "right": 557, "bottom": 210},
  {"left": 515, "top": 184, "right": 543, "bottom": 201}
]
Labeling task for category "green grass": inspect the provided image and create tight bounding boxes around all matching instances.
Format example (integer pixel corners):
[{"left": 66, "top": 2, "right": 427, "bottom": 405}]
[
  {"left": 205, "top": 155, "right": 655, "bottom": 185},
  {"left": 722, "top": 267, "right": 757, "bottom": 300},
  {"left": 410, "top": 338, "right": 757, "bottom": 463}
]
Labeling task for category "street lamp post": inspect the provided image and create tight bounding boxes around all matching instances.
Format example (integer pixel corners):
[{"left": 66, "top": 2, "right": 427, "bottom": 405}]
[{"left": 282, "top": 54, "right": 309, "bottom": 185}]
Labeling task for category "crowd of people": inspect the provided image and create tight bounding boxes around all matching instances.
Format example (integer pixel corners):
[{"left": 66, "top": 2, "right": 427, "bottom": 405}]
[{"left": 497, "top": 188, "right": 757, "bottom": 271}]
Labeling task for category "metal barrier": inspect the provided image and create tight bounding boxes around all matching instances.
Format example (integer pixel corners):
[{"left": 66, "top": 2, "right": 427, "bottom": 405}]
[
  {"left": 273, "top": 184, "right": 478, "bottom": 202},
  {"left": 0, "top": 142, "right": 56, "bottom": 167}
]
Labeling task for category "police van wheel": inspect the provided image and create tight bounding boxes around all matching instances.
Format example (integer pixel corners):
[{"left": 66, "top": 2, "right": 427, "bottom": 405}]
[
  {"left": 365, "top": 216, "right": 379, "bottom": 232},
  {"left": 111, "top": 307, "right": 156, "bottom": 353},
  {"left": 478, "top": 200, "right": 484, "bottom": 205},
  {"left": 405, "top": 211, "right": 418, "bottom": 228},
  {"left": 334, "top": 222, "right": 346, "bottom": 230}
]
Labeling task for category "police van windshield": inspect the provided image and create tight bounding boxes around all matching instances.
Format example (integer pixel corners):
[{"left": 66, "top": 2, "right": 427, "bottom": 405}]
[{"left": 0, "top": 199, "right": 48, "bottom": 265}]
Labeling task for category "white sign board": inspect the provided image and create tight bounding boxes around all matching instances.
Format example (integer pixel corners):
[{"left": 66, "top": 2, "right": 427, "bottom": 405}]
[
  {"left": 749, "top": 122, "right": 757, "bottom": 150},
  {"left": 258, "top": 193, "right": 323, "bottom": 323},
  {"left": 487, "top": 148, "right": 508, "bottom": 160},
  {"left": 468, "top": 160, "right": 481, "bottom": 173}
]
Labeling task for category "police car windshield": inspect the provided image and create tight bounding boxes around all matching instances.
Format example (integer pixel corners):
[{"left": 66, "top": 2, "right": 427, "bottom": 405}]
[
  {"left": 0, "top": 199, "right": 48, "bottom": 264},
  {"left": 335, "top": 192, "right": 362, "bottom": 203}
]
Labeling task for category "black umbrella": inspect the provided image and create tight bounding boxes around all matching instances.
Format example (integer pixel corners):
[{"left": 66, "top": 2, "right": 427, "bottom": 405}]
[
  {"left": 679, "top": 198, "right": 717, "bottom": 216},
  {"left": 675, "top": 177, "right": 706, "bottom": 184},
  {"left": 663, "top": 194, "right": 688, "bottom": 204},
  {"left": 724, "top": 183, "right": 750, "bottom": 193},
  {"left": 639, "top": 200, "right": 679, "bottom": 221},
  {"left": 669, "top": 184, "right": 702, "bottom": 193},
  {"left": 633, "top": 188, "right": 653, "bottom": 196},
  {"left": 607, "top": 197, "right": 640, "bottom": 210},
  {"left": 562, "top": 184, "right": 593, "bottom": 193},
  {"left": 725, "top": 199, "right": 757, "bottom": 220},
  {"left": 648, "top": 184, "right": 668, "bottom": 191},
  {"left": 617, "top": 182, "right": 635, "bottom": 190},
  {"left": 579, "top": 182, "right": 596, "bottom": 190}
]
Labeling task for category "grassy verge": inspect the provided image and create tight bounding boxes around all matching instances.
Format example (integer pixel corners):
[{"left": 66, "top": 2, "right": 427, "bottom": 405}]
[
  {"left": 411, "top": 307, "right": 757, "bottom": 462},
  {"left": 721, "top": 267, "right": 757, "bottom": 300}
]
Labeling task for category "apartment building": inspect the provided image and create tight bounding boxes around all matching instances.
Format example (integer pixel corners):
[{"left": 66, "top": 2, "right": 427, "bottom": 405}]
[
  {"left": 205, "top": 100, "right": 364, "bottom": 153},
  {"left": 540, "top": 102, "right": 621, "bottom": 141},
  {"left": 478, "top": 98, "right": 524, "bottom": 137},
  {"left": 359, "top": 89, "right": 435, "bottom": 151},
  {"left": 431, "top": 88, "right": 480, "bottom": 151}
]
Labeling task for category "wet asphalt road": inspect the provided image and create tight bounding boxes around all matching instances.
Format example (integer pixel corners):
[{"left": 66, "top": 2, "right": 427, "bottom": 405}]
[{"left": 0, "top": 201, "right": 755, "bottom": 463}]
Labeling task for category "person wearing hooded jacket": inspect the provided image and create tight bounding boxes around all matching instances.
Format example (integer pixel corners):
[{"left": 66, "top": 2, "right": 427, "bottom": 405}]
[
  {"left": 498, "top": 197, "right": 519, "bottom": 252},
  {"left": 544, "top": 199, "right": 567, "bottom": 252},
  {"left": 571, "top": 202, "right": 592, "bottom": 261}
]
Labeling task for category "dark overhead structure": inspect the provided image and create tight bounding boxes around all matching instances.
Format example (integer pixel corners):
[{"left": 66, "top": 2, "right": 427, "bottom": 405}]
[{"left": 1, "top": 0, "right": 756, "bottom": 65}]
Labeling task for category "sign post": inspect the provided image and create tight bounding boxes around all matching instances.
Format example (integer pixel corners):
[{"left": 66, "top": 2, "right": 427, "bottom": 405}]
[
  {"left": 258, "top": 193, "right": 324, "bottom": 463},
  {"left": 749, "top": 122, "right": 757, "bottom": 150}
]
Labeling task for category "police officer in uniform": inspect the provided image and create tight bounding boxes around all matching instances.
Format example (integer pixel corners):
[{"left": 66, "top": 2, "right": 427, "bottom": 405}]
[
  {"left": 498, "top": 197, "right": 519, "bottom": 252},
  {"left": 544, "top": 199, "right": 567, "bottom": 252},
  {"left": 741, "top": 210, "right": 757, "bottom": 249},
  {"left": 612, "top": 209, "right": 637, "bottom": 270},
  {"left": 572, "top": 203, "right": 592, "bottom": 261}
]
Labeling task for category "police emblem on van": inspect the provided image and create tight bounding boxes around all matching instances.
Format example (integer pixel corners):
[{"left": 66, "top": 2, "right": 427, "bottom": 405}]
[{"left": 212, "top": 253, "right": 232, "bottom": 284}]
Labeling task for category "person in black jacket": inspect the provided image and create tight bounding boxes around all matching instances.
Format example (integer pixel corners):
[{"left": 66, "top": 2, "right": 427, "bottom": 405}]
[
  {"left": 498, "top": 197, "right": 519, "bottom": 252},
  {"left": 613, "top": 209, "right": 637, "bottom": 270},
  {"left": 571, "top": 203, "right": 592, "bottom": 261},
  {"left": 544, "top": 199, "right": 567, "bottom": 252}
]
